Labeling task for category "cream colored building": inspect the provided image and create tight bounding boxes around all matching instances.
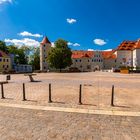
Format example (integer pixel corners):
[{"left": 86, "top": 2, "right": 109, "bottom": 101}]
[
  {"left": 71, "top": 51, "right": 104, "bottom": 71},
  {"left": 0, "top": 50, "right": 11, "bottom": 73},
  {"left": 40, "top": 37, "right": 140, "bottom": 72},
  {"left": 40, "top": 37, "right": 51, "bottom": 71}
]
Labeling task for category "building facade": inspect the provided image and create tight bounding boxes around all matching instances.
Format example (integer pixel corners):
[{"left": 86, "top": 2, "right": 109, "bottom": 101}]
[
  {"left": 0, "top": 50, "right": 11, "bottom": 73},
  {"left": 40, "top": 37, "right": 51, "bottom": 71},
  {"left": 40, "top": 37, "right": 140, "bottom": 72},
  {"left": 14, "top": 65, "right": 32, "bottom": 73}
]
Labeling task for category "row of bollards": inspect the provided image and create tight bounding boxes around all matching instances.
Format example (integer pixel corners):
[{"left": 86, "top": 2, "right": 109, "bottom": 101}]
[{"left": 0, "top": 83, "right": 115, "bottom": 106}]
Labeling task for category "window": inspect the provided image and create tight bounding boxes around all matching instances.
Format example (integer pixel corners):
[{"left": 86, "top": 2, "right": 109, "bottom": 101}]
[
  {"left": 7, "top": 65, "right": 9, "bottom": 68},
  {"left": 0, "top": 58, "right": 2, "bottom": 62},
  {"left": 7, "top": 59, "right": 9, "bottom": 62},
  {"left": 79, "top": 59, "right": 81, "bottom": 62},
  {"left": 3, "top": 65, "right": 5, "bottom": 68},
  {"left": 3, "top": 59, "right": 5, "bottom": 62},
  {"left": 115, "top": 60, "right": 117, "bottom": 63},
  {"left": 75, "top": 60, "right": 77, "bottom": 62},
  {"left": 88, "top": 60, "right": 90, "bottom": 62}
]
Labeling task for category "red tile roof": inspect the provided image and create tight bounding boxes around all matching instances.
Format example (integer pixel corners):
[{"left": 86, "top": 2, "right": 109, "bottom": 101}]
[
  {"left": 101, "top": 51, "right": 117, "bottom": 59},
  {"left": 0, "top": 50, "right": 9, "bottom": 57},
  {"left": 41, "top": 36, "right": 51, "bottom": 45},
  {"left": 72, "top": 51, "right": 94, "bottom": 59},
  {"left": 134, "top": 39, "right": 140, "bottom": 49},
  {"left": 117, "top": 41, "right": 137, "bottom": 51},
  {"left": 117, "top": 39, "right": 140, "bottom": 51}
]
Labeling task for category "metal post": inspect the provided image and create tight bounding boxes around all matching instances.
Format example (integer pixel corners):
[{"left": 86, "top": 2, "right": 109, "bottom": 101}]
[
  {"left": 111, "top": 85, "right": 114, "bottom": 106},
  {"left": 22, "top": 83, "right": 26, "bottom": 101},
  {"left": 48, "top": 83, "right": 52, "bottom": 103},
  {"left": 79, "top": 84, "right": 82, "bottom": 105},
  {"left": 1, "top": 84, "right": 5, "bottom": 99}
]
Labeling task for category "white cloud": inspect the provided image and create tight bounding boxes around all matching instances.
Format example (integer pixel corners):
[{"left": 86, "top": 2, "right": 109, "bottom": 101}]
[
  {"left": 88, "top": 49, "right": 94, "bottom": 51},
  {"left": 51, "top": 42, "right": 55, "bottom": 48},
  {"left": 87, "top": 49, "right": 112, "bottom": 51},
  {"left": 66, "top": 18, "right": 77, "bottom": 24},
  {"left": 4, "top": 38, "right": 40, "bottom": 47},
  {"left": 73, "top": 43, "right": 80, "bottom": 47},
  {"left": 93, "top": 39, "right": 107, "bottom": 46},
  {"left": 0, "top": 0, "right": 12, "bottom": 4},
  {"left": 68, "top": 42, "right": 80, "bottom": 47},
  {"left": 18, "top": 31, "right": 43, "bottom": 38},
  {"left": 67, "top": 42, "right": 73, "bottom": 46},
  {"left": 103, "top": 49, "right": 112, "bottom": 51}
]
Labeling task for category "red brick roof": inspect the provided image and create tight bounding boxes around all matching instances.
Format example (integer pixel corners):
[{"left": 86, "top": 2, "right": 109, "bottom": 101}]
[
  {"left": 72, "top": 51, "right": 94, "bottom": 59},
  {"left": 41, "top": 36, "right": 51, "bottom": 45}
]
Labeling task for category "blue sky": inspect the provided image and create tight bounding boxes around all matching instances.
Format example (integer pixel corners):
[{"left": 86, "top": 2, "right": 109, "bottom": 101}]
[{"left": 0, "top": 0, "right": 140, "bottom": 51}]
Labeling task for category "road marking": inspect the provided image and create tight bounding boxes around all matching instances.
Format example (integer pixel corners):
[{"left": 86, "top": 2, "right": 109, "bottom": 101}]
[{"left": 0, "top": 102, "right": 140, "bottom": 117}]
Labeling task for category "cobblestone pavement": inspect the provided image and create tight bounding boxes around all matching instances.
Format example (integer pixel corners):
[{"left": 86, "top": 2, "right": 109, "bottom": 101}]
[{"left": 0, "top": 106, "right": 140, "bottom": 140}]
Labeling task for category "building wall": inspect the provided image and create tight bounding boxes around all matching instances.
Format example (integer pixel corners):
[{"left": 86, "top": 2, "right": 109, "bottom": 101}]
[
  {"left": 0, "top": 57, "right": 11, "bottom": 72},
  {"left": 116, "top": 50, "right": 133, "bottom": 68},
  {"left": 133, "top": 49, "right": 140, "bottom": 67},
  {"left": 14, "top": 65, "right": 32, "bottom": 73},
  {"left": 103, "top": 59, "right": 117, "bottom": 69},
  {"left": 71, "top": 52, "right": 103, "bottom": 72},
  {"left": 40, "top": 43, "right": 51, "bottom": 71}
]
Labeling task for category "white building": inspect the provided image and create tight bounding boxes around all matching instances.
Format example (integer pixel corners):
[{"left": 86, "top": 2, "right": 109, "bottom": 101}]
[
  {"left": 40, "top": 37, "right": 51, "bottom": 71},
  {"left": 40, "top": 37, "right": 140, "bottom": 72}
]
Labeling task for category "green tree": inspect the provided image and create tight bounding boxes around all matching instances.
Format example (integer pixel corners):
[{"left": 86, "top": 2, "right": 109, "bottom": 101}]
[
  {"left": 8, "top": 45, "right": 28, "bottom": 64},
  {"left": 47, "top": 39, "right": 72, "bottom": 72},
  {"left": 0, "top": 41, "right": 8, "bottom": 53},
  {"left": 29, "top": 47, "right": 40, "bottom": 70}
]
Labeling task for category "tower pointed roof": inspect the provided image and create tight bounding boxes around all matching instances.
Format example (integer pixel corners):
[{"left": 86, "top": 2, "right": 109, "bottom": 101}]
[{"left": 41, "top": 36, "right": 51, "bottom": 44}]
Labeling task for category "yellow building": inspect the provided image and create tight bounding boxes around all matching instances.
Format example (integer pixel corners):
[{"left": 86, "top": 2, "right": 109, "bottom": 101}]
[{"left": 0, "top": 50, "right": 11, "bottom": 73}]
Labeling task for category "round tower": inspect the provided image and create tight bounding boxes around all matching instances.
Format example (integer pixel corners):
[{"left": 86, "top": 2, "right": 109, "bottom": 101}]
[{"left": 40, "top": 36, "right": 51, "bottom": 71}]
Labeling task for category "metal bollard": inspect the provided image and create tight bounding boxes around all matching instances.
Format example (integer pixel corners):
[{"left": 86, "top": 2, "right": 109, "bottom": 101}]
[
  {"left": 111, "top": 85, "right": 115, "bottom": 106},
  {"left": 79, "top": 84, "right": 82, "bottom": 105},
  {"left": 48, "top": 83, "right": 52, "bottom": 103},
  {"left": 6, "top": 75, "right": 11, "bottom": 81},
  {"left": 1, "top": 84, "right": 5, "bottom": 99},
  {"left": 22, "top": 83, "right": 26, "bottom": 101}
]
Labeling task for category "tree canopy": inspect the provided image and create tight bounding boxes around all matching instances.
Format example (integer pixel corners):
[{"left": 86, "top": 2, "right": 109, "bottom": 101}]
[
  {"left": 0, "top": 41, "right": 8, "bottom": 53},
  {"left": 47, "top": 39, "right": 72, "bottom": 71},
  {"left": 8, "top": 45, "right": 28, "bottom": 64},
  {"left": 29, "top": 47, "right": 40, "bottom": 70}
]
